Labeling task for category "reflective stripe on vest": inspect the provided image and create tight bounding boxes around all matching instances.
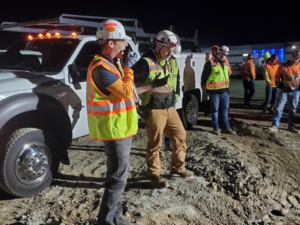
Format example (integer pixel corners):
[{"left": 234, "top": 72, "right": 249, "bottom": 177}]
[
  {"left": 139, "top": 57, "right": 173, "bottom": 106},
  {"left": 86, "top": 56, "right": 138, "bottom": 141},
  {"left": 206, "top": 59, "right": 230, "bottom": 90}
]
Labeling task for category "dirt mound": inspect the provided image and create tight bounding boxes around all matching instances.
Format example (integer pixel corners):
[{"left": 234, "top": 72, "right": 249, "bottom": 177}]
[{"left": 1, "top": 124, "right": 300, "bottom": 224}]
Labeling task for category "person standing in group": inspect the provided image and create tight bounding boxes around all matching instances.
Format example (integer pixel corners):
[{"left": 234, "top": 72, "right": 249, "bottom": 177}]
[
  {"left": 269, "top": 50, "right": 300, "bottom": 133},
  {"left": 201, "top": 45, "right": 236, "bottom": 136},
  {"left": 241, "top": 53, "right": 256, "bottom": 108},
  {"left": 263, "top": 54, "right": 279, "bottom": 114},
  {"left": 132, "top": 30, "right": 194, "bottom": 189},
  {"left": 86, "top": 19, "right": 139, "bottom": 225},
  {"left": 161, "top": 39, "right": 181, "bottom": 157}
]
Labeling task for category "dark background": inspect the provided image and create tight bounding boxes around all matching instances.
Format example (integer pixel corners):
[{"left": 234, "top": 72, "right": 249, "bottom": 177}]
[{"left": 0, "top": 0, "right": 298, "bottom": 48}]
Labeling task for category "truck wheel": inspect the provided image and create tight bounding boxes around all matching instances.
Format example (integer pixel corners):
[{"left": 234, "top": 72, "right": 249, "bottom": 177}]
[
  {"left": 179, "top": 94, "right": 199, "bottom": 130},
  {"left": 0, "top": 128, "right": 60, "bottom": 197}
]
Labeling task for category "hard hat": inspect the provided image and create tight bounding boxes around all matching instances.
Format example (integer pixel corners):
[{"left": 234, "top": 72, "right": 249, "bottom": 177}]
[
  {"left": 270, "top": 54, "right": 278, "bottom": 61},
  {"left": 96, "top": 19, "right": 131, "bottom": 41},
  {"left": 291, "top": 50, "right": 300, "bottom": 59},
  {"left": 219, "top": 45, "right": 229, "bottom": 55},
  {"left": 262, "top": 51, "right": 271, "bottom": 61},
  {"left": 211, "top": 45, "right": 229, "bottom": 55},
  {"left": 247, "top": 53, "right": 254, "bottom": 59},
  {"left": 156, "top": 30, "right": 178, "bottom": 47}
]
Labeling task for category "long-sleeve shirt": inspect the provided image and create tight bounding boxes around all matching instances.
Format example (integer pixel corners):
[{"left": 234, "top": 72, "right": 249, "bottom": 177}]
[
  {"left": 275, "top": 60, "right": 300, "bottom": 92},
  {"left": 92, "top": 54, "right": 134, "bottom": 100},
  {"left": 263, "top": 63, "right": 279, "bottom": 87},
  {"left": 241, "top": 59, "right": 256, "bottom": 80}
]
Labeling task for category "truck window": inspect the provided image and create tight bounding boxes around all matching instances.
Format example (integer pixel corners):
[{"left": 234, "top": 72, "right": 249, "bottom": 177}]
[
  {"left": 0, "top": 38, "right": 80, "bottom": 74},
  {"left": 73, "top": 41, "right": 99, "bottom": 82}
]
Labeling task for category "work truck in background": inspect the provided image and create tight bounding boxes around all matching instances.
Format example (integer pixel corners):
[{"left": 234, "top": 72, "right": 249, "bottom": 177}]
[{"left": 0, "top": 14, "right": 206, "bottom": 197}]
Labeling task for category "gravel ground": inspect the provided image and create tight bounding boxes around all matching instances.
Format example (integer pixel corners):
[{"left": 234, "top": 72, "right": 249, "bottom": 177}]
[{"left": 1, "top": 101, "right": 300, "bottom": 225}]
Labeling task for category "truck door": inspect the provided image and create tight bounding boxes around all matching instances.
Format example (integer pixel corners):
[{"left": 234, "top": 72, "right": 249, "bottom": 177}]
[{"left": 64, "top": 40, "right": 99, "bottom": 138}]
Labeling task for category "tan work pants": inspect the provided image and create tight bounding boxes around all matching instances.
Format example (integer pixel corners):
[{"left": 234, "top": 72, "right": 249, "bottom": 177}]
[{"left": 142, "top": 107, "right": 186, "bottom": 176}]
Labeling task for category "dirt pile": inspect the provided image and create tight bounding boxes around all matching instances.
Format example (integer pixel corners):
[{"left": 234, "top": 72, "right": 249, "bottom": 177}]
[{"left": 1, "top": 121, "right": 300, "bottom": 225}]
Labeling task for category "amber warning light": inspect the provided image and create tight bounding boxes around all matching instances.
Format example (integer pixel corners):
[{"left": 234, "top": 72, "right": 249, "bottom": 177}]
[
  {"left": 71, "top": 32, "right": 77, "bottom": 37},
  {"left": 27, "top": 35, "right": 33, "bottom": 40},
  {"left": 46, "top": 33, "right": 51, "bottom": 38},
  {"left": 38, "top": 34, "right": 44, "bottom": 39},
  {"left": 55, "top": 32, "right": 61, "bottom": 37}
]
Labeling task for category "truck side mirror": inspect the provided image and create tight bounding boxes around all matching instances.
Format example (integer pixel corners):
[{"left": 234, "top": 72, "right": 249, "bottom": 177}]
[{"left": 68, "top": 65, "right": 82, "bottom": 90}]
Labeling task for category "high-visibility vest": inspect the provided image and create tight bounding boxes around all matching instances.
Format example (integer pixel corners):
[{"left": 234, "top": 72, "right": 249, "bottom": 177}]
[
  {"left": 206, "top": 59, "right": 230, "bottom": 90},
  {"left": 86, "top": 56, "right": 138, "bottom": 141},
  {"left": 139, "top": 57, "right": 174, "bottom": 107},
  {"left": 170, "top": 58, "right": 179, "bottom": 90}
]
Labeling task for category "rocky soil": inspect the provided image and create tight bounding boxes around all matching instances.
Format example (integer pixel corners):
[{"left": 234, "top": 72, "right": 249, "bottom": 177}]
[{"left": 1, "top": 109, "right": 300, "bottom": 225}]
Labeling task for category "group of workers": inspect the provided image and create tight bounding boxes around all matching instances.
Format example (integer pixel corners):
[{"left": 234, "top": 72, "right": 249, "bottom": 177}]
[
  {"left": 85, "top": 18, "right": 300, "bottom": 225},
  {"left": 87, "top": 19, "right": 194, "bottom": 225},
  {"left": 241, "top": 50, "right": 300, "bottom": 133}
]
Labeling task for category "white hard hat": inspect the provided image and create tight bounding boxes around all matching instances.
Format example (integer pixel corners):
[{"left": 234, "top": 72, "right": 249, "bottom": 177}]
[
  {"left": 156, "top": 30, "right": 178, "bottom": 47},
  {"left": 96, "top": 19, "right": 131, "bottom": 41}
]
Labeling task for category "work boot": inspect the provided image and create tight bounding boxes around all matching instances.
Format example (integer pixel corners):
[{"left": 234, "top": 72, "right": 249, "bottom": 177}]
[
  {"left": 165, "top": 145, "right": 172, "bottom": 152},
  {"left": 150, "top": 175, "right": 169, "bottom": 188},
  {"left": 170, "top": 169, "right": 194, "bottom": 178},
  {"left": 288, "top": 127, "right": 300, "bottom": 134},
  {"left": 268, "top": 126, "right": 278, "bottom": 132},
  {"left": 114, "top": 217, "right": 140, "bottom": 225},
  {"left": 222, "top": 128, "right": 236, "bottom": 135},
  {"left": 212, "top": 129, "right": 220, "bottom": 136}
]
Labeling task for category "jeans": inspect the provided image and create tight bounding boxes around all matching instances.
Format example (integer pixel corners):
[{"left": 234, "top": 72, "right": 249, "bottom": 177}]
[
  {"left": 272, "top": 90, "right": 299, "bottom": 129},
  {"left": 243, "top": 80, "right": 255, "bottom": 104},
  {"left": 208, "top": 92, "right": 230, "bottom": 130},
  {"left": 264, "top": 86, "right": 278, "bottom": 109},
  {"left": 97, "top": 137, "right": 132, "bottom": 225}
]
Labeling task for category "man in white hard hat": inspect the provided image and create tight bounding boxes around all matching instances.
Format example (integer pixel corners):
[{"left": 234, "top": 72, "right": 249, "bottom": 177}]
[
  {"left": 161, "top": 39, "right": 181, "bottom": 156},
  {"left": 86, "top": 19, "right": 139, "bottom": 225},
  {"left": 133, "top": 30, "right": 194, "bottom": 189},
  {"left": 201, "top": 45, "right": 236, "bottom": 136}
]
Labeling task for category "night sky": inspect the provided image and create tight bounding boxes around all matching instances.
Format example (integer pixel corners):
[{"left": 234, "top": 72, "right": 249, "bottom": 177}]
[{"left": 0, "top": 0, "right": 299, "bottom": 48}]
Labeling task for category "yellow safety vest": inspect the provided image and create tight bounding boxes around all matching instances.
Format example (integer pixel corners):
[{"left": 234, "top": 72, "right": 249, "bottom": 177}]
[
  {"left": 169, "top": 58, "right": 179, "bottom": 90},
  {"left": 206, "top": 59, "right": 230, "bottom": 90},
  {"left": 139, "top": 57, "right": 174, "bottom": 107},
  {"left": 86, "top": 56, "right": 138, "bottom": 141}
]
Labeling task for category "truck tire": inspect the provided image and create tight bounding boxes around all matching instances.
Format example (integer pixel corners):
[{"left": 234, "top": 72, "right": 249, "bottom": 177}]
[
  {"left": 0, "top": 128, "right": 60, "bottom": 197},
  {"left": 179, "top": 93, "right": 199, "bottom": 130}
]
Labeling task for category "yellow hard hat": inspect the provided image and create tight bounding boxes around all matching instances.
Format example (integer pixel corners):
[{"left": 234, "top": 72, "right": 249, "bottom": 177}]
[{"left": 262, "top": 51, "right": 271, "bottom": 61}]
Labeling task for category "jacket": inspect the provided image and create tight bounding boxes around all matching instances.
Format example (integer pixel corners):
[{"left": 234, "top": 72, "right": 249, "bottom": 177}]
[{"left": 241, "top": 59, "right": 256, "bottom": 80}]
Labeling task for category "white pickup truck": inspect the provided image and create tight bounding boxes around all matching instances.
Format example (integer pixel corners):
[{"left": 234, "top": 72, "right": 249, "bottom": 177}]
[{"left": 0, "top": 14, "right": 207, "bottom": 197}]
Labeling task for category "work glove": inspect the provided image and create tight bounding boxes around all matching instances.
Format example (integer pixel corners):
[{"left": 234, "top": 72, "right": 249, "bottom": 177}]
[
  {"left": 175, "top": 94, "right": 179, "bottom": 103},
  {"left": 150, "top": 73, "right": 168, "bottom": 88}
]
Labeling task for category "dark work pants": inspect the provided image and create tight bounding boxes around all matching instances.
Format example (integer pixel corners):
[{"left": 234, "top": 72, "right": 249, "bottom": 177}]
[
  {"left": 264, "top": 86, "right": 279, "bottom": 109},
  {"left": 97, "top": 136, "right": 132, "bottom": 225},
  {"left": 243, "top": 80, "right": 255, "bottom": 105}
]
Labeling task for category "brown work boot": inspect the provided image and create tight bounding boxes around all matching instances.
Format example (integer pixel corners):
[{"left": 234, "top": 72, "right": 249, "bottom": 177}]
[
  {"left": 150, "top": 175, "right": 169, "bottom": 188},
  {"left": 170, "top": 169, "right": 194, "bottom": 178}
]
